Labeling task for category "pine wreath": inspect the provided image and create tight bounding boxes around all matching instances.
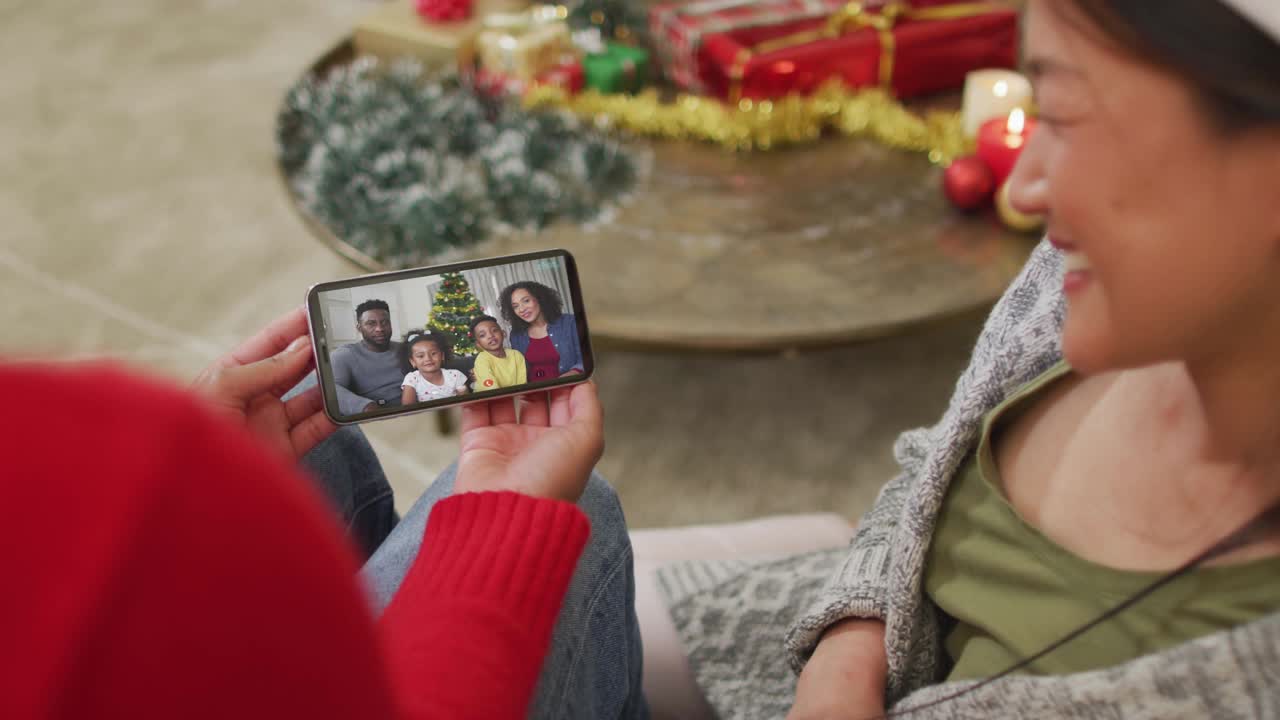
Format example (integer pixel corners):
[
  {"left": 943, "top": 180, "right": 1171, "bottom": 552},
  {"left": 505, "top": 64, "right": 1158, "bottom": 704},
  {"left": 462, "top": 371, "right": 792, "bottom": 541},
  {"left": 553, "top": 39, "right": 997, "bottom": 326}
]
[{"left": 277, "top": 58, "right": 639, "bottom": 269}]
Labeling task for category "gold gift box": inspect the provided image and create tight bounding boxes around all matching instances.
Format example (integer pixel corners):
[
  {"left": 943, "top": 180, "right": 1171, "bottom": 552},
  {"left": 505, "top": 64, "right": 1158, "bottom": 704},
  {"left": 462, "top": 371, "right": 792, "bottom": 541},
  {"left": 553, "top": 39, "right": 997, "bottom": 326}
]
[
  {"left": 353, "top": 0, "right": 489, "bottom": 69},
  {"left": 474, "top": 6, "right": 573, "bottom": 81}
]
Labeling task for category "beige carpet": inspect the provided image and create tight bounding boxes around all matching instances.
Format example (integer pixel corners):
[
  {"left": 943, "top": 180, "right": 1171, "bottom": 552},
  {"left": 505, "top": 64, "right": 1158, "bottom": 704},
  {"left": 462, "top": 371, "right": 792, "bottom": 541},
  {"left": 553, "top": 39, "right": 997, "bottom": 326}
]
[{"left": 0, "top": 0, "right": 989, "bottom": 528}]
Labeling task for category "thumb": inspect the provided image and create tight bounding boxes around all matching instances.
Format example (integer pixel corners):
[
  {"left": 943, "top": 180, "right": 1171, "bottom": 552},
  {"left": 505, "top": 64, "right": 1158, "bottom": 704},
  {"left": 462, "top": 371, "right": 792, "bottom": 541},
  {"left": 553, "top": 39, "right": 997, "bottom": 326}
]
[
  {"left": 219, "top": 336, "right": 314, "bottom": 401},
  {"left": 565, "top": 382, "right": 605, "bottom": 462}
]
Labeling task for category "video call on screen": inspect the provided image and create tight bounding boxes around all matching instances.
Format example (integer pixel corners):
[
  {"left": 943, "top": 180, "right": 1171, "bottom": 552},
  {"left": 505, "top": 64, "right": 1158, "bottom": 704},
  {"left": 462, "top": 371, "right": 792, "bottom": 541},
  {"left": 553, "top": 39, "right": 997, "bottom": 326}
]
[{"left": 317, "top": 255, "right": 587, "bottom": 418}]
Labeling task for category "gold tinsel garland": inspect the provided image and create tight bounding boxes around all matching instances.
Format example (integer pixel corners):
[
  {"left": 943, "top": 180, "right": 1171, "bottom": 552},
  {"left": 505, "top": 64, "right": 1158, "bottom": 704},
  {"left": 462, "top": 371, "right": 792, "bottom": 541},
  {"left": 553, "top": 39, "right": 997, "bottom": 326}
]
[{"left": 524, "top": 80, "right": 973, "bottom": 162}]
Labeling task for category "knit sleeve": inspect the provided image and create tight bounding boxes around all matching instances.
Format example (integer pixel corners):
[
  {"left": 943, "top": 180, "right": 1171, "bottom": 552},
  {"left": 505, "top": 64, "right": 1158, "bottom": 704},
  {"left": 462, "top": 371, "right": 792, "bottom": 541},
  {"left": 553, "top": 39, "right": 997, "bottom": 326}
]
[
  {"left": 783, "top": 240, "right": 1067, "bottom": 698},
  {"left": 781, "top": 442, "right": 934, "bottom": 669},
  {"left": 379, "top": 492, "right": 590, "bottom": 720}
]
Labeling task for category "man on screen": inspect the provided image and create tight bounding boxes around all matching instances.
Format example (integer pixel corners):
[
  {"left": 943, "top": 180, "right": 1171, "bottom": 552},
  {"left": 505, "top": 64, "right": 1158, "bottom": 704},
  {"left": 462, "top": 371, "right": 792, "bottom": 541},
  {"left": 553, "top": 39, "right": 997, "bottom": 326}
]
[{"left": 331, "top": 299, "right": 405, "bottom": 415}]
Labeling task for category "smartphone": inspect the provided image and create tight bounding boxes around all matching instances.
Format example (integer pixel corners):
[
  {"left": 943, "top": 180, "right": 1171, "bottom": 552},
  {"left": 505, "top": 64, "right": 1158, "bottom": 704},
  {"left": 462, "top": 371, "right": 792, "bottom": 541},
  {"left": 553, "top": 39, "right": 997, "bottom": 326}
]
[{"left": 306, "top": 249, "right": 594, "bottom": 425}]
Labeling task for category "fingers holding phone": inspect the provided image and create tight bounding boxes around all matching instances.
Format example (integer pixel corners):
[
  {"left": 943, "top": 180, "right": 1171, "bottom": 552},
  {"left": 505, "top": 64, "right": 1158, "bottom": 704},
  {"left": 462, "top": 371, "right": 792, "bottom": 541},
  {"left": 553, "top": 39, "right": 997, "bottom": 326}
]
[
  {"left": 191, "top": 307, "right": 337, "bottom": 460},
  {"left": 455, "top": 383, "right": 604, "bottom": 503},
  {"left": 301, "top": 250, "right": 602, "bottom": 502}
]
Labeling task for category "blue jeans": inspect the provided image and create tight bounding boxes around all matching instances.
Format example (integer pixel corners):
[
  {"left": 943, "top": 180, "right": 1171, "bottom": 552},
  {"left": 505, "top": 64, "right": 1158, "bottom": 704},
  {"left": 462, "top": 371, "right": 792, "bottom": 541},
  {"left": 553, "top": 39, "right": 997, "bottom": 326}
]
[
  {"left": 363, "top": 463, "right": 649, "bottom": 720},
  {"left": 300, "top": 425, "right": 399, "bottom": 559}
]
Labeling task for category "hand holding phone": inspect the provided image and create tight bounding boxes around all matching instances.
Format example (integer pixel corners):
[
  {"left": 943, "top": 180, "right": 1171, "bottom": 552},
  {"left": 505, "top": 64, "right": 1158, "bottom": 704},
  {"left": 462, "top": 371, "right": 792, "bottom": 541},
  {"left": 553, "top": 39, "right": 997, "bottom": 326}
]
[
  {"left": 456, "top": 383, "right": 604, "bottom": 503},
  {"left": 191, "top": 307, "right": 337, "bottom": 460}
]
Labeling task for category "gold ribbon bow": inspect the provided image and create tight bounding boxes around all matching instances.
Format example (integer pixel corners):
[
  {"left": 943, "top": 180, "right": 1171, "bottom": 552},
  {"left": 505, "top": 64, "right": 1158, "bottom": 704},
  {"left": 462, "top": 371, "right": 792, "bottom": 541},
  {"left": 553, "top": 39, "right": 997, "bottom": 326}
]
[{"left": 729, "top": 1, "right": 1000, "bottom": 103}]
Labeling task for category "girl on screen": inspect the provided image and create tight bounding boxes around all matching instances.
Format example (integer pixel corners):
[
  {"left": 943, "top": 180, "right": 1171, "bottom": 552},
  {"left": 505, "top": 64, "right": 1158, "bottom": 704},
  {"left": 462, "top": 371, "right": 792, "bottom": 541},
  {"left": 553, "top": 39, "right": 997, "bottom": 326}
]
[{"left": 399, "top": 330, "right": 469, "bottom": 403}]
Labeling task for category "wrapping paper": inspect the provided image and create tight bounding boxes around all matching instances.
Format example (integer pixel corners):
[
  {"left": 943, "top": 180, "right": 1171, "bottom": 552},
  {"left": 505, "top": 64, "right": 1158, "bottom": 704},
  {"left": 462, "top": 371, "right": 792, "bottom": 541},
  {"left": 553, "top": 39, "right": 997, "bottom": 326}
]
[
  {"left": 583, "top": 43, "right": 651, "bottom": 94},
  {"left": 650, "top": 0, "right": 850, "bottom": 92},
  {"left": 354, "top": 0, "right": 481, "bottom": 68},
  {"left": 650, "top": 0, "right": 1015, "bottom": 101},
  {"left": 475, "top": 11, "right": 572, "bottom": 79}
]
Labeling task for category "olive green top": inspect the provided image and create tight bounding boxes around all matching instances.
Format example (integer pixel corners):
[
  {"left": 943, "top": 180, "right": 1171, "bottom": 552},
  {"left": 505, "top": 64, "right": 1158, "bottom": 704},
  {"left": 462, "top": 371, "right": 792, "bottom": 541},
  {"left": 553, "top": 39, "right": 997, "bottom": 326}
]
[{"left": 925, "top": 361, "right": 1280, "bottom": 681}]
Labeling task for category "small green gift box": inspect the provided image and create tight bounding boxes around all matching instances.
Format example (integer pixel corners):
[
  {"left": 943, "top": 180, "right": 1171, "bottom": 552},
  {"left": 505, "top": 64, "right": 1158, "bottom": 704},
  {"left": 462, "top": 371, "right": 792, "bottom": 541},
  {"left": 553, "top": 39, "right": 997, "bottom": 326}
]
[{"left": 582, "top": 43, "right": 650, "bottom": 94}]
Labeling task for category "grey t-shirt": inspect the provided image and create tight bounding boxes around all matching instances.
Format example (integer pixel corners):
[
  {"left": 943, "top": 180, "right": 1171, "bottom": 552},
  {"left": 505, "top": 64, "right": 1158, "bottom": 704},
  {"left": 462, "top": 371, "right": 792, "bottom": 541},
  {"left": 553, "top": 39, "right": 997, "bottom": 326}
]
[{"left": 330, "top": 341, "right": 405, "bottom": 416}]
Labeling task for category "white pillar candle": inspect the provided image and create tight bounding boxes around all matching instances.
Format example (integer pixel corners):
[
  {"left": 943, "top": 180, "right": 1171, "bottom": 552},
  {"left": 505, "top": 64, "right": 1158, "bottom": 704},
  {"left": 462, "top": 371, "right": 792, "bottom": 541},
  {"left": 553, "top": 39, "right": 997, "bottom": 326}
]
[{"left": 962, "top": 69, "right": 1033, "bottom": 138}]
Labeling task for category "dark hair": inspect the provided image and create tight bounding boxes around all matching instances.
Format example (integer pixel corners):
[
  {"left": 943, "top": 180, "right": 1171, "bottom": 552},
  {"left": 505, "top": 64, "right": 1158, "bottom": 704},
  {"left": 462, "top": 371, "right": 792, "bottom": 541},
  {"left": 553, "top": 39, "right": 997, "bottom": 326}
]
[
  {"left": 400, "top": 329, "right": 452, "bottom": 367},
  {"left": 1062, "top": 0, "right": 1280, "bottom": 133},
  {"left": 499, "top": 281, "right": 565, "bottom": 333},
  {"left": 468, "top": 315, "right": 502, "bottom": 338},
  {"left": 355, "top": 299, "right": 390, "bottom": 321}
]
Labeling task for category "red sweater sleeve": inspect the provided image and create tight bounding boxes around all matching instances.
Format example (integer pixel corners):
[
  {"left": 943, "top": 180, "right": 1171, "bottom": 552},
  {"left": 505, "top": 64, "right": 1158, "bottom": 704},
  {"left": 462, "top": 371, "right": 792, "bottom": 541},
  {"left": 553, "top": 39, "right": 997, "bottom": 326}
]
[
  {"left": 0, "top": 363, "right": 588, "bottom": 720},
  {"left": 379, "top": 492, "right": 591, "bottom": 720}
]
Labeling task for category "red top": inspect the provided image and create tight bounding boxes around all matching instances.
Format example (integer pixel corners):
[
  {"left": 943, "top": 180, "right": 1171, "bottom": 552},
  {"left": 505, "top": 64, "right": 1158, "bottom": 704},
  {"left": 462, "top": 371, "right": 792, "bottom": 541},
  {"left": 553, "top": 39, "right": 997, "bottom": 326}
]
[
  {"left": 524, "top": 335, "right": 560, "bottom": 382},
  {"left": 0, "top": 363, "right": 589, "bottom": 720}
]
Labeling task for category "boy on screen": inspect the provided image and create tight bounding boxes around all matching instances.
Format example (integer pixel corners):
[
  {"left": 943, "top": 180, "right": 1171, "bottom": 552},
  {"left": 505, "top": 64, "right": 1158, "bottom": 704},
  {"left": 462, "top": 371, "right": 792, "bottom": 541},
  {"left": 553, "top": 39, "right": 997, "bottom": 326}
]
[{"left": 470, "top": 316, "right": 527, "bottom": 392}]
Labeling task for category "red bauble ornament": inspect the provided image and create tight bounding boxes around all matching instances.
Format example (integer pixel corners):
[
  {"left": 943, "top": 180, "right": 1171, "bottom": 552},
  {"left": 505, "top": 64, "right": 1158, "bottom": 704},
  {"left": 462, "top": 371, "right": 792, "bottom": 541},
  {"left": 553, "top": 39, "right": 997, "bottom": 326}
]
[
  {"left": 943, "top": 155, "right": 996, "bottom": 212},
  {"left": 416, "top": 0, "right": 473, "bottom": 22}
]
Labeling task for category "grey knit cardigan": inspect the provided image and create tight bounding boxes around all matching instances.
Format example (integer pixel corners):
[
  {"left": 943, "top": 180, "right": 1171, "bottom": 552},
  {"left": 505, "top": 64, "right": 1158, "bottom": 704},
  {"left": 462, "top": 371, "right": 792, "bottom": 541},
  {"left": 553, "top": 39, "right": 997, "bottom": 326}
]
[{"left": 657, "top": 240, "right": 1280, "bottom": 720}]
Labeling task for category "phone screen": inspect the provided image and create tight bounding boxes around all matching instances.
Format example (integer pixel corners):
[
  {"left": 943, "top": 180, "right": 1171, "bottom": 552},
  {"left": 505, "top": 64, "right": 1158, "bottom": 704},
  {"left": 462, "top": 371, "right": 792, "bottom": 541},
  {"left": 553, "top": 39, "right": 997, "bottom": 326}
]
[{"left": 306, "top": 249, "right": 593, "bottom": 425}]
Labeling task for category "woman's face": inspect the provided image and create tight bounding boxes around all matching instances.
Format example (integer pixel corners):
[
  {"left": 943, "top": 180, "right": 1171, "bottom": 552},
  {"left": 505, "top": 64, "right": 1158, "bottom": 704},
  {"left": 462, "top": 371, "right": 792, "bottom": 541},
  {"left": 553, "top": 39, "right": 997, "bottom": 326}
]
[
  {"left": 511, "top": 288, "right": 543, "bottom": 325},
  {"left": 1009, "top": 0, "right": 1280, "bottom": 374}
]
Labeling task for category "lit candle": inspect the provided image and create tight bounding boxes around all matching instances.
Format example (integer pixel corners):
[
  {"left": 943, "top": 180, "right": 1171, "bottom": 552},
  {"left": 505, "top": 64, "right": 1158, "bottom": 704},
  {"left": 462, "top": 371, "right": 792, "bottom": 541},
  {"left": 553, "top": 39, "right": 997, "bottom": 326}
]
[
  {"left": 961, "top": 69, "right": 1032, "bottom": 138},
  {"left": 976, "top": 108, "right": 1038, "bottom": 188}
]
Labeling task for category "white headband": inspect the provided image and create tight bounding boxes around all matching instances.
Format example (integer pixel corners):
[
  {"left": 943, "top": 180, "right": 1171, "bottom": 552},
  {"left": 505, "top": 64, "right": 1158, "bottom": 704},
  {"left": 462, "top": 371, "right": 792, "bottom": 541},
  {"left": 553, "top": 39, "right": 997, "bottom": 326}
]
[{"left": 1222, "top": 0, "right": 1280, "bottom": 42}]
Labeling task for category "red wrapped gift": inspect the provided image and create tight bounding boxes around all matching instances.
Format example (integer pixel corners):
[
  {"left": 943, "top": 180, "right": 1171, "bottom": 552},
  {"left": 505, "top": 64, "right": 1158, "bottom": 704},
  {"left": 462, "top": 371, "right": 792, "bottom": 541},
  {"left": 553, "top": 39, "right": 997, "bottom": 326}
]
[
  {"left": 537, "top": 60, "right": 586, "bottom": 93},
  {"left": 698, "top": 2, "right": 1019, "bottom": 101},
  {"left": 650, "top": 0, "right": 850, "bottom": 92},
  {"left": 711, "top": 1, "right": 1018, "bottom": 99}
]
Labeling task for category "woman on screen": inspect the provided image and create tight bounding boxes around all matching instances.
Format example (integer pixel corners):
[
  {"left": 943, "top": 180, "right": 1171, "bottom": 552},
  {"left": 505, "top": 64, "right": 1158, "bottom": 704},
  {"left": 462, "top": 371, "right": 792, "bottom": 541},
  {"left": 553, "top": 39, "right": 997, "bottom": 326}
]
[{"left": 500, "top": 281, "right": 585, "bottom": 382}]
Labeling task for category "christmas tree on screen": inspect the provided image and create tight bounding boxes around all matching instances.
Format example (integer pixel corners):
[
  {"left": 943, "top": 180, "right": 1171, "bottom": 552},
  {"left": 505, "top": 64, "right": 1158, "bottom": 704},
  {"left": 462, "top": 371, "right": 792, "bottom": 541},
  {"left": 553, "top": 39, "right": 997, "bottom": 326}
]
[{"left": 427, "top": 272, "right": 482, "bottom": 357}]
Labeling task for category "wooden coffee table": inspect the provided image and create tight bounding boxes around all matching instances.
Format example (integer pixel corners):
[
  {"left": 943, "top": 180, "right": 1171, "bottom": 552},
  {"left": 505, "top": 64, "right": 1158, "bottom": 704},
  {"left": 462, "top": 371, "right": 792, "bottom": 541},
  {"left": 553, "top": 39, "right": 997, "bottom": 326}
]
[{"left": 281, "top": 40, "right": 1035, "bottom": 353}]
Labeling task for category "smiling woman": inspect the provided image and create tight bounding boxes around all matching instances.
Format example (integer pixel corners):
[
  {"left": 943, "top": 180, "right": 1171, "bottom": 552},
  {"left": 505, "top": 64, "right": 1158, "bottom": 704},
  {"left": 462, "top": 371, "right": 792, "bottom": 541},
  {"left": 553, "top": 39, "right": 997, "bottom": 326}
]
[
  {"left": 1007, "top": 0, "right": 1280, "bottom": 377},
  {"left": 500, "top": 280, "right": 585, "bottom": 382},
  {"left": 653, "top": 1, "right": 1280, "bottom": 718}
]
